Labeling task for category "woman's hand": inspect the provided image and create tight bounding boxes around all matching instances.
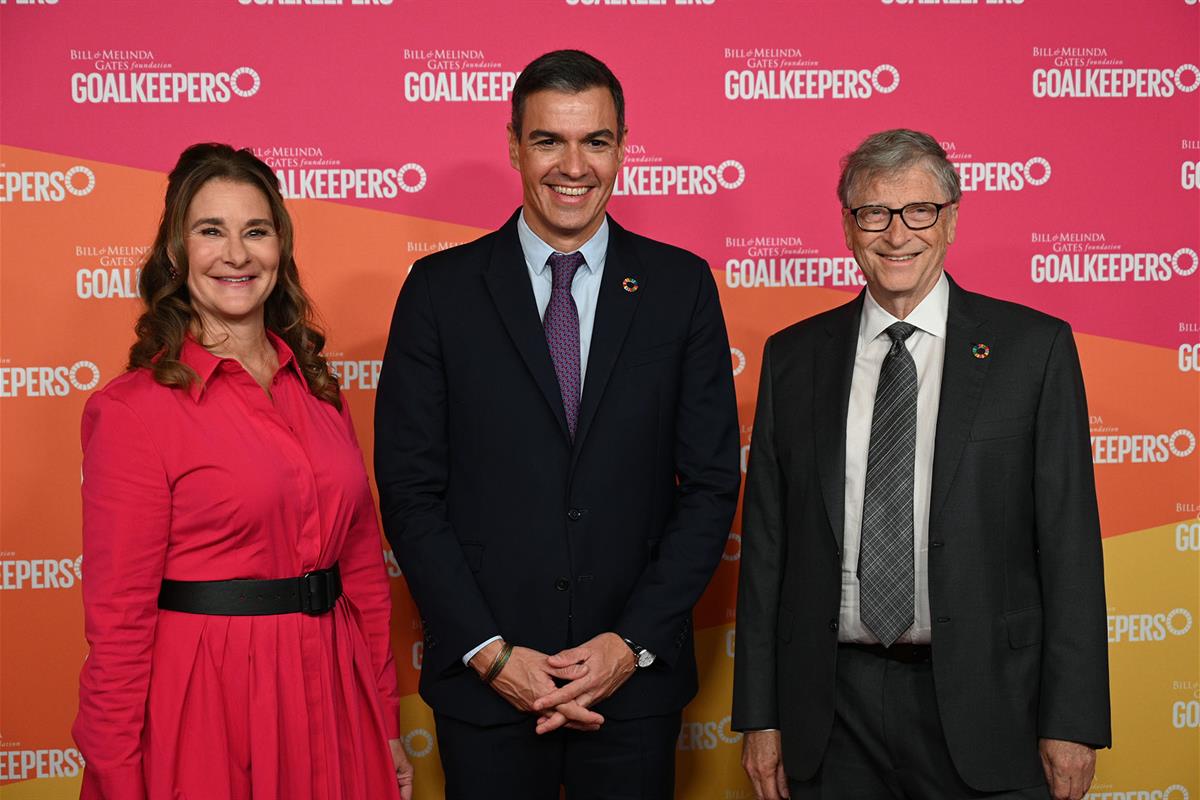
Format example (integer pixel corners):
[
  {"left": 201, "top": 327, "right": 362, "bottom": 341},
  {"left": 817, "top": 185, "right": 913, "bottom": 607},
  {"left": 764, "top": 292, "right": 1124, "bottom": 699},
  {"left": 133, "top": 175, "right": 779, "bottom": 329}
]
[{"left": 388, "top": 738, "right": 414, "bottom": 800}]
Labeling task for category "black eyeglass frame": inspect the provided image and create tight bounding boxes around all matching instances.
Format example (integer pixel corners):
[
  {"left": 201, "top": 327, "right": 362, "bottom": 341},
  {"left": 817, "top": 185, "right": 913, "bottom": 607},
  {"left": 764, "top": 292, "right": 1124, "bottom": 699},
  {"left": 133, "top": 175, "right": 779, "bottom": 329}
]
[{"left": 845, "top": 201, "right": 954, "bottom": 232}]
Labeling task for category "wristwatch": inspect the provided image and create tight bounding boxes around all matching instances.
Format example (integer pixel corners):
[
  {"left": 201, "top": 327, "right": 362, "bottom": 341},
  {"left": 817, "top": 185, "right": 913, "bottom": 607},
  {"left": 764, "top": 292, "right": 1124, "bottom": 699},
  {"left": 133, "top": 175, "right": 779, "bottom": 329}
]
[{"left": 623, "top": 638, "right": 656, "bottom": 669}]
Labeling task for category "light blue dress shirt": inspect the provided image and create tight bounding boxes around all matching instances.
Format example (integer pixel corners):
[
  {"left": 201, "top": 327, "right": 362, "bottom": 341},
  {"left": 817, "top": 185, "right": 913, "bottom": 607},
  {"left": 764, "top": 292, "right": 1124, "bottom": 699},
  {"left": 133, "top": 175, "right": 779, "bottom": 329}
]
[{"left": 516, "top": 209, "right": 609, "bottom": 389}]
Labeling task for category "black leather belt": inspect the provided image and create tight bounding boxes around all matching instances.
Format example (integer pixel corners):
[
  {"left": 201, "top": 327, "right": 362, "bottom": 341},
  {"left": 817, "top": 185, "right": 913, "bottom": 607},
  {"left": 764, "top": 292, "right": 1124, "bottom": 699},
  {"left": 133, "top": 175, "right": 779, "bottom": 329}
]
[
  {"left": 158, "top": 564, "right": 342, "bottom": 616},
  {"left": 839, "top": 642, "right": 932, "bottom": 664}
]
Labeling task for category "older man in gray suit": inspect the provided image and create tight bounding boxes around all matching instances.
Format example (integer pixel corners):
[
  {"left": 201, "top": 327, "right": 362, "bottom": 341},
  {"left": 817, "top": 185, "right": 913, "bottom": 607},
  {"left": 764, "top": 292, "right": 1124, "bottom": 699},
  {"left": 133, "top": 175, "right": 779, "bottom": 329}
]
[{"left": 732, "top": 129, "right": 1111, "bottom": 800}]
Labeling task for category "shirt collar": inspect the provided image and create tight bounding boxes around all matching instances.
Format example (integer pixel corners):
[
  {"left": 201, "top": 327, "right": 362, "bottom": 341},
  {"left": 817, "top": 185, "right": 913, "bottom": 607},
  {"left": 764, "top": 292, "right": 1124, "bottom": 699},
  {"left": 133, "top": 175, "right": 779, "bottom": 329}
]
[
  {"left": 179, "top": 329, "right": 305, "bottom": 402},
  {"left": 860, "top": 271, "right": 949, "bottom": 346},
  {"left": 518, "top": 209, "right": 608, "bottom": 276}
]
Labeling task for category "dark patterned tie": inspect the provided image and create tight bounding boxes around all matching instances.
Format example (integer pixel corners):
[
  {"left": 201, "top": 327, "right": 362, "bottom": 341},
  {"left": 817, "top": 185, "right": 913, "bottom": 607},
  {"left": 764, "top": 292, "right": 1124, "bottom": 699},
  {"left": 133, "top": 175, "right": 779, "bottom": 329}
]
[
  {"left": 859, "top": 321, "right": 918, "bottom": 647},
  {"left": 544, "top": 252, "right": 585, "bottom": 439}
]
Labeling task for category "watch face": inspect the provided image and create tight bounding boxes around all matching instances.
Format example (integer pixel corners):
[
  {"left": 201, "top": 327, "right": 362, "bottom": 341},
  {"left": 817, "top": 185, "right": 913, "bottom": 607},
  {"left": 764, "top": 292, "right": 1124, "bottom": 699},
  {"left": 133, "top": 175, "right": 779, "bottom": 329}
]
[{"left": 637, "top": 650, "right": 655, "bottom": 668}]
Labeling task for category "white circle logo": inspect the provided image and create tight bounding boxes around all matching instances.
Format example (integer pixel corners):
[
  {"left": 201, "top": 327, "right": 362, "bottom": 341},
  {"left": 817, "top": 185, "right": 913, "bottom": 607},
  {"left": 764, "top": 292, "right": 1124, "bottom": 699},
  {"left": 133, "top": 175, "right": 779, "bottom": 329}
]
[
  {"left": 1171, "top": 247, "right": 1198, "bottom": 277},
  {"left": 64, "top": 166, "right": 96, "bottom": 197},
  {"left": 730, "top": 347, "right": 746, "bottom": 377},
  {"left": 722, "top": 531, "right": 742, "bottom": 562},
  {"left": 230, "top": 67, "right": 261, "bottom": 98},
  {"left": 1166, "top": 608, "right": 1193, "bottom": 636},
  {"left": 403, "top": 728, "right": 434, "bottom": 758},
  {"left": 1164, "top": 785, "right": 1189, "bottom": 800},
  {"left": 872, "top": 64, "right": 901, "bottom": 94},
  {"left": 1174, "top": 63, "right": 1200, "bottom": 93},
  {"left": 1169, "top": 429, "right": 1197, "bottom": 458},
  {"left": 1023, "top": 157, "right": 1052, "bottom": 187},
  {"left": 717, "top": 716, "right": 743, "bottom": 745},
  {"left": 398, "top": 163, "right": 427, "bottom": 193},
  {"left": 716, "top": 160, "right": 746, "bottom": 191},
  {"left": 69, "top": 360, "right": 101, "bottom": 391},
  {"left": 73, "top": 555, "right": 83, "bottom": 581}
]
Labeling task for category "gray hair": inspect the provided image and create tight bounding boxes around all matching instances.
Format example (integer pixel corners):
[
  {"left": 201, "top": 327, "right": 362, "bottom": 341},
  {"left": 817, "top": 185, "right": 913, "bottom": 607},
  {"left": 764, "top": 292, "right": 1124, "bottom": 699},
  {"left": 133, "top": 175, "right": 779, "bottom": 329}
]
[{"left": 836, "top": 129, "right": 961, "bottom": 207}]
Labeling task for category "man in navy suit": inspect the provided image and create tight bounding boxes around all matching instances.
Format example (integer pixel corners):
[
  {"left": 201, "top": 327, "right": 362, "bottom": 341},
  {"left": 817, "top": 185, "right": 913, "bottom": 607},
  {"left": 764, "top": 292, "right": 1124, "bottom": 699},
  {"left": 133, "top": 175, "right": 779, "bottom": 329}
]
[
  {"left": 733, "top": 130, "right": 1110, "bottom": 800},
  {"left": 375, "top": 49, "right": 740, "bottom": 799}
]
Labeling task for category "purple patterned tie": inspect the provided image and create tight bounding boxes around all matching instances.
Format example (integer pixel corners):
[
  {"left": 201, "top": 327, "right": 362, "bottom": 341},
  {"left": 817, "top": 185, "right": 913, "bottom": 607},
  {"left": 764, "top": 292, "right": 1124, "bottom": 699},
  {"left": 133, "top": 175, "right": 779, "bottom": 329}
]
[{"left": 544, "top": 251, "right": 585, "bottom": 439}]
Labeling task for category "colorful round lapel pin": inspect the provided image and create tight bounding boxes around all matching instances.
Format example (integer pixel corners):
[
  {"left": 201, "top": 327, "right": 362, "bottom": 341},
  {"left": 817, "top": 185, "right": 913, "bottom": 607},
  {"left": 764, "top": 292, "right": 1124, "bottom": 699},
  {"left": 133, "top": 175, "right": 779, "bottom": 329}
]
[
  {"left": 622, "top": 277, "right": 640, "bottom": 293},
  {"left": 971, "top": 343, "right": 990, "bottom": 359}
]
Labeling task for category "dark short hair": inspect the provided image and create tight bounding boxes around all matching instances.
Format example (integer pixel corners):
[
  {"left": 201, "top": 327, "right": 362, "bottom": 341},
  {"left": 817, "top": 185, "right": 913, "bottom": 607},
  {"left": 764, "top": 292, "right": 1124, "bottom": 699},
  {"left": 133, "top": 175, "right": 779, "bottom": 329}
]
[
  {"left": 511, "top": 50, "right": 625, "bottom": 141},
  {"left": 837, "top": 129, "right": 962, "bottom": 207}
]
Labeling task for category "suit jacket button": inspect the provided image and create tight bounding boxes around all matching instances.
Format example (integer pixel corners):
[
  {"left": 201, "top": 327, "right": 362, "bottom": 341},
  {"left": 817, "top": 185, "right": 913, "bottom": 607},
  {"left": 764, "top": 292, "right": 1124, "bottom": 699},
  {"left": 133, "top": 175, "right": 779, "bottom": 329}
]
[
  {"left": 828, "top": 619, "right": 839, "bottom": 631},
  {"left": 555, "top": 578, "right": 570, "bottom": 591},
  {"left": 567, "top": 509, "right": 583, "bottom": 521},
  {"left": 931, "top": 541, "right": 944, "bottom": 549}
]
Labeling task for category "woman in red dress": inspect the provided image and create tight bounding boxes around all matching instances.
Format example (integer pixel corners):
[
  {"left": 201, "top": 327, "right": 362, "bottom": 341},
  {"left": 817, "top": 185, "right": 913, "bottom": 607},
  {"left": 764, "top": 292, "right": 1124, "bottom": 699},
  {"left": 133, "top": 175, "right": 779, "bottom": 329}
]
[{"left": 73, "top": 143, "right": 414, "bottom": 800}]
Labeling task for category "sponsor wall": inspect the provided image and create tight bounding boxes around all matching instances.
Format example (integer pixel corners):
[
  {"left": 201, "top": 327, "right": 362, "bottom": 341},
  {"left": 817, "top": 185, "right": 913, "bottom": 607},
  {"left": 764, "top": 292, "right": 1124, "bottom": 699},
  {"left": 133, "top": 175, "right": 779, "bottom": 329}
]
[{"left": 1, "top": 1, "right": 1197, "bottom": 797}]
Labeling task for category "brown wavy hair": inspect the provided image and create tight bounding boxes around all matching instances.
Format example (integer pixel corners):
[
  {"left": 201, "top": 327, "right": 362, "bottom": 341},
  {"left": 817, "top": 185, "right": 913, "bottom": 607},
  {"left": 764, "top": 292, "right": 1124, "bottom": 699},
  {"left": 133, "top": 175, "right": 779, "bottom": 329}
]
[{"left": 130, "top": 143, "right": 340, "bottom": 408}]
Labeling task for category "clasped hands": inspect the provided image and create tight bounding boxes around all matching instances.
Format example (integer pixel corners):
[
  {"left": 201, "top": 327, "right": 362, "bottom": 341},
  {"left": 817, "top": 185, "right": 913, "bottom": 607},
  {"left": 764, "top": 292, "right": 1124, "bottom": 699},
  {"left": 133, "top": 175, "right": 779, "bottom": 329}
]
[{"left": 469, "top": 632, "right": 636, "bottom": 735}]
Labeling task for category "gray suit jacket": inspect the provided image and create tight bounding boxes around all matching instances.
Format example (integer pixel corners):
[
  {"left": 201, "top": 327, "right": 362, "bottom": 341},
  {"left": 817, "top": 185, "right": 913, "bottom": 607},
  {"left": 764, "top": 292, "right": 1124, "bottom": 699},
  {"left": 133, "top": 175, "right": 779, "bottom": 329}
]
[{"left": 731, "top": 276, "right": 1111, "bottom": 791}]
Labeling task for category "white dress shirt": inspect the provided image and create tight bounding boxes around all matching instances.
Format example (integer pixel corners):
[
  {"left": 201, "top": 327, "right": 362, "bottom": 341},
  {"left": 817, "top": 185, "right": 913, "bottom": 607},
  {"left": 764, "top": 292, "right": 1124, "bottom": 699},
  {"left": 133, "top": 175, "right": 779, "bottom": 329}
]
[
  {"left": 462, "top": 211, "right": 610, "bottom": 665},
  {"left": 839, "top": 272, "right": 948, "bottom": 645}
]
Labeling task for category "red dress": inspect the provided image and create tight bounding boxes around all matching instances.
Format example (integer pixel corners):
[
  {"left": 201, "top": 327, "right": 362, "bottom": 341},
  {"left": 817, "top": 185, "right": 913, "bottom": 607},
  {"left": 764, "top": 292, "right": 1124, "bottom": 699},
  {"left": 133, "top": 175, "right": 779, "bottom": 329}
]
[{"left": 73, "top": 334, "right": 402, "bottom": 800}]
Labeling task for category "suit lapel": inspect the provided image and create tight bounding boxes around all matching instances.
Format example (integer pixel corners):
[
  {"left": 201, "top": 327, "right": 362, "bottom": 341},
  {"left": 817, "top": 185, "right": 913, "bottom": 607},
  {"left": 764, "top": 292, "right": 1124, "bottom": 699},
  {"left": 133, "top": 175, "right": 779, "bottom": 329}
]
[
  {"left": 483, "top": 210, "right": 572, "bottom": 442},
  {"left": 571, "top": 218, "right": 641, "bottom": 464},
  {"left": 930, "top": 276, "right": 990, "bottom": 528},
  {"left": 816, "top": 293, "right": 863, "bottom": 549}
]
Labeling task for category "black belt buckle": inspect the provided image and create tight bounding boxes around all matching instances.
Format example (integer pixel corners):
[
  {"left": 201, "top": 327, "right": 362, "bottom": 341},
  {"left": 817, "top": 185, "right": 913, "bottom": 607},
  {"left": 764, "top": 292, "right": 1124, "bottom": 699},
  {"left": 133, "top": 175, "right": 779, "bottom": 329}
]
[
  {"left": 883, "top": 643, "right": 931, "bottom": 664},
  {"left": 300, "top": 566, "right": 341, "bottom": 615}
]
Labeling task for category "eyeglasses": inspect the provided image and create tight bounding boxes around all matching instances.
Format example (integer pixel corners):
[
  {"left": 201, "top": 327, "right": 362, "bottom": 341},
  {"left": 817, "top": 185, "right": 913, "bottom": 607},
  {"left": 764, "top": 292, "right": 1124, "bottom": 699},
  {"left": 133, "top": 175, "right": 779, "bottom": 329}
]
[{"left": 846, "top": 201, "right": 953, "bottom": 232}]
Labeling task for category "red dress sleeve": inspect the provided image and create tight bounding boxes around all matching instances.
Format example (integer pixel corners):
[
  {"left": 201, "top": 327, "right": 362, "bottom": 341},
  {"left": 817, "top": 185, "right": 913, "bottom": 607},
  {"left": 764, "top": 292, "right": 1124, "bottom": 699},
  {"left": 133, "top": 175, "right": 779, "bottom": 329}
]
[
  {"left": 73, "top": 391, "right": 171, "bottom": 800},
  {"left": 335, "top": 401, "right": 402, "bottom": 739}
]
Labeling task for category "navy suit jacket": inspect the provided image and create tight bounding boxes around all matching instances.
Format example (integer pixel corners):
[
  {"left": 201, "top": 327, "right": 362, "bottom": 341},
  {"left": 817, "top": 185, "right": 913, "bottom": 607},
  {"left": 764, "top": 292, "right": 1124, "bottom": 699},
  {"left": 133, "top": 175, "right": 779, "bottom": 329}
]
[{"left": 376, "top": 210, "right": 741, "bottom": 724}]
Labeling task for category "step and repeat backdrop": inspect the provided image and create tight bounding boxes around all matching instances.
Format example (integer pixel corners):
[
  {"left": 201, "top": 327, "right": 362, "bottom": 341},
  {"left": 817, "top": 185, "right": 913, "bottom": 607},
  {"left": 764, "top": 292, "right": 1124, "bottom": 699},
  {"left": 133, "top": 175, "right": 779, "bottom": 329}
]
[{"left": 1, "top": 1, "right": 1197, "bottom": 797}]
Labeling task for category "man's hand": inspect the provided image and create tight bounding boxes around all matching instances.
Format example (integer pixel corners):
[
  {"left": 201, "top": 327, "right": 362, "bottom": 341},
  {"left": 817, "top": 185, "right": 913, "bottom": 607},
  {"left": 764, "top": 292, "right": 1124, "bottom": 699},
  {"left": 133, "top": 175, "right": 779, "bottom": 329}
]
[
  {"left": 533, "top": 632, "right": 637, "bottom": 734},
  {"left": 1039, "top": 738, "right": 1096, "bottom": 800},
  {"left": 742, "top": 730, "right": 789, "bottom": 800},
  {"left": 468, "top": 641, "right": 604, "bottom": 730}
]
